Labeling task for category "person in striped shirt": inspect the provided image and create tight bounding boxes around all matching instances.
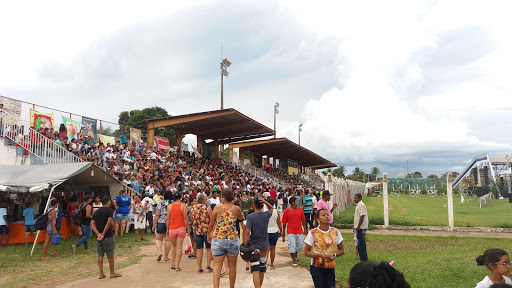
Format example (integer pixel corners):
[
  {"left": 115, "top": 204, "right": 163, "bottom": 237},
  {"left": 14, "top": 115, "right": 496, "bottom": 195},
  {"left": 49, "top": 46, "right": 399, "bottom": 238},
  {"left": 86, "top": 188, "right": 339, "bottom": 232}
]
[{"left": 301, "top": 190, "right": 314, "bottom": 232}]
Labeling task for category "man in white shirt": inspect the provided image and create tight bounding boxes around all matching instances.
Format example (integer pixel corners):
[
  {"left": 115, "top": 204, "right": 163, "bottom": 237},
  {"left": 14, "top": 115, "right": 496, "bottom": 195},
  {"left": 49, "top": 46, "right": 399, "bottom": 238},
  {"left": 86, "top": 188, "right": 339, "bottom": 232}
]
[
  {"left": 353, "top": 193, "right": 368, "bottom": 261},
  {"left": 145, "top": 183, "right": 156, "bottom": 196},
  {"left": 207, "top": 191, "right": 220, "bottom": 207},
  {"left": 141, "top": 194, "right": 155, "bottom": 235}
]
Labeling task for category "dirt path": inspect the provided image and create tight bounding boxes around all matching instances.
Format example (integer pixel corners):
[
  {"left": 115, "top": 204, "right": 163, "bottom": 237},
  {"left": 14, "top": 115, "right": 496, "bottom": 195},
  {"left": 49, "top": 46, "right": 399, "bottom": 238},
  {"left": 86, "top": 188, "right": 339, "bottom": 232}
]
[{"left": 58, "top": 238, "right": 314, "bottom": 288}]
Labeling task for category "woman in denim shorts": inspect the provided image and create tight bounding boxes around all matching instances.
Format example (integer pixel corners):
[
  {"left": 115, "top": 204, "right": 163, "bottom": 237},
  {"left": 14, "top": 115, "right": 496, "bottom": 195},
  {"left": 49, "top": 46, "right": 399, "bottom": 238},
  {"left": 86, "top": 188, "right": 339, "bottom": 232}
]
[
  {"left": 152, "top": 191, "right": 173, "bottom": 261},
  {"left": 207, "top": 189, "right": 244, "bottom": 288}
]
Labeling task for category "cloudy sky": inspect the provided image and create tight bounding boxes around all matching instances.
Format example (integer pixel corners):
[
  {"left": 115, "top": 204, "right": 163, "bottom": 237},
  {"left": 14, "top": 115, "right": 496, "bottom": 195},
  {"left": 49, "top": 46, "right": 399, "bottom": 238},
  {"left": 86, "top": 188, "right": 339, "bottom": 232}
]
[{"left": 1, "top": 0, "right": 511, "bottom": 177}]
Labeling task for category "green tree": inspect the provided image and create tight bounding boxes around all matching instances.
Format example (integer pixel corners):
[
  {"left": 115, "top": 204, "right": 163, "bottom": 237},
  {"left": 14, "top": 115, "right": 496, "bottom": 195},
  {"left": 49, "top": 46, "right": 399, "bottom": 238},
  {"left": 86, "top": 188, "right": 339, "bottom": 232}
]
[
  {"left": 100, "top": 127, "right": 115, "bottom": 136},
  {"left": 406, "top": 171, "right": 423, "bottom": 178},
  {"left": 437, "top": 183, "right": 447, "bottom": 195},
  {"left": 370, "top": 167, "right": 380, "bottom": 181},
  {"left": 351, "top": 167, "right": 366, "bottom": 182},
  {"left": 427, "top": 174, "right": 438, "bottom": 179},
  {"left": 322, "top": 168, "right": 333, "bottom": 176},
  {"left": 332, "top": 165, "right": 346, "bottom": 178},
  {"left": 117, "top": 106, "right": 176, "bottom": 146}
]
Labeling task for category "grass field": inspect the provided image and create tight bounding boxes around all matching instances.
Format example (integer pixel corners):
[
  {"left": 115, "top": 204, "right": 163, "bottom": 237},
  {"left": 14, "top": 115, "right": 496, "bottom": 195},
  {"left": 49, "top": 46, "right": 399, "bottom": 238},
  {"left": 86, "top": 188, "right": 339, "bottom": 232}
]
[
  {"left": 334, "top": 195, "right": 512, "bottom": 227},
  {"left": 0, "top": 233, "right": 155, "bottom": 288},
  {"left": 298, "top": 233, "right": 512, "bottom": 288}
]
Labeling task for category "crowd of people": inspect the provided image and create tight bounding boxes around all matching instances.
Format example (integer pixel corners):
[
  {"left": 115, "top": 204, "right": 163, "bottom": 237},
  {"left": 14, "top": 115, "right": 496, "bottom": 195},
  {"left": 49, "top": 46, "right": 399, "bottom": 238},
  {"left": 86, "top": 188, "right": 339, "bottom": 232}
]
[{"left": 1, "top": 122, "right": 510, "bottom": 287}]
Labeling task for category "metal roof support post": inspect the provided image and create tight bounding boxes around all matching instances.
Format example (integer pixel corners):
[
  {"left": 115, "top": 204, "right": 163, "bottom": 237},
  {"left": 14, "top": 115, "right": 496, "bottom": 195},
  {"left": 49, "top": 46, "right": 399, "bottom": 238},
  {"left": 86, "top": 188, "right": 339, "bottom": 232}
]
[{"left": 31, "top": 184, "right": 57, "bottom": 256}]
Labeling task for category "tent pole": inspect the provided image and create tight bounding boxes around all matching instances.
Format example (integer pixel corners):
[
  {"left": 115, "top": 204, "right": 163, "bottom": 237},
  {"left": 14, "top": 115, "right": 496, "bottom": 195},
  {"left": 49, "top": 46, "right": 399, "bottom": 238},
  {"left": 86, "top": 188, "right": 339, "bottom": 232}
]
[{"left": 31, "top": 184, "right": 57, "bottom": 256}]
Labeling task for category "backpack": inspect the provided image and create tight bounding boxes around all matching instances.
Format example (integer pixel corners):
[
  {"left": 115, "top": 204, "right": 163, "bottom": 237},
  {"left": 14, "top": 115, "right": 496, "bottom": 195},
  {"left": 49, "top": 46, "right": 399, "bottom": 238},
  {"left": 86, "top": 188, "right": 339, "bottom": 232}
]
[
  {"left": 35, "top": 211, "right": 49, "bottom": 230},
  {"left": 71, "top": 203, "right": 86, "bottom": 226}
]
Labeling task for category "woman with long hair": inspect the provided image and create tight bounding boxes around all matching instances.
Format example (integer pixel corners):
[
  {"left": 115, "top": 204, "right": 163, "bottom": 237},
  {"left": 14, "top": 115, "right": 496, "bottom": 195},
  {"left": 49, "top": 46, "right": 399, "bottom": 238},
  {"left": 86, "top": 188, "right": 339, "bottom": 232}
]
[
  {"left": 153, "top": 191, "right": 173, "bottom": 261},
  {"left": 166, "top": 193, "right": 189, "bottom": 271},
  {"left": 72, "top": 195, "right": 93, "bottom": 252},
  {"left": 207, "top": 189, "right": 244, "bottom": 288},
  {"left": 58, "top": 124, "right": 67, "bottom": 138},
  {"left": 42, "top": 199, "right": 59, "bottom": 259}
]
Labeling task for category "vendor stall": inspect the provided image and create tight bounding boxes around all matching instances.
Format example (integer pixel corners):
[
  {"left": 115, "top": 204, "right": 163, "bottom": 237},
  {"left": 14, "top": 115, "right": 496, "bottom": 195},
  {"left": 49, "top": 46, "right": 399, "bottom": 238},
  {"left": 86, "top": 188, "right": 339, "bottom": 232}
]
[{"left": 0, "top": 162, "right": 125, "bottom": 248}]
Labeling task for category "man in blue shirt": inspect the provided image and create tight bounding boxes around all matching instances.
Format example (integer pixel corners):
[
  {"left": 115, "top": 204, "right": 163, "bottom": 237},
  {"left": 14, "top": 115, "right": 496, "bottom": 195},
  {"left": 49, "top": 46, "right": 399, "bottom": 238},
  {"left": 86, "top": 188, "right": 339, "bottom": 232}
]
[{"left": 22, "top": 202, "right": 37, "bottom": 247}]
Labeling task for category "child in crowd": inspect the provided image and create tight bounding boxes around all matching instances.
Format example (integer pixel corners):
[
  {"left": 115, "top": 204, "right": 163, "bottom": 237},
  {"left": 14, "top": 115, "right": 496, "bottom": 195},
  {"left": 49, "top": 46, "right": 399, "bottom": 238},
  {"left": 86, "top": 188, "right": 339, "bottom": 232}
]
[
  {"left": 303, "top": 208, "right": 344, "bottom": 288},
  {"left": 475, "top": 248, "right": 512, "bottom": 288},
  {"left": 22, "top": 202, "right": 37, "bottom": 247}
]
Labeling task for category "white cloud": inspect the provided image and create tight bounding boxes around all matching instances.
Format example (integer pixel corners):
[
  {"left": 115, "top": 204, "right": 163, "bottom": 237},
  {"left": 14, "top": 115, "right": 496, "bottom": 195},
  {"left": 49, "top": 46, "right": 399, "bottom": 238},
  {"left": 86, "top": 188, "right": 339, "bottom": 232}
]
[
  {"left": 2, "top": 0, "right": 512, "bottom": 176},
  {"left": 289, "top": 1, "right": 512, "bottom": 174}
]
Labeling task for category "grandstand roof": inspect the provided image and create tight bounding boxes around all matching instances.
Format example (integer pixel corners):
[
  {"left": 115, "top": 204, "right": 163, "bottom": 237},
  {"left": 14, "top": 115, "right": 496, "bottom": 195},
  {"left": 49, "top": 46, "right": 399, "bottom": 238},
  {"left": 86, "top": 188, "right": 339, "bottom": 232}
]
[
  {"left": 146, "top": 108, "right": 274, "bottom": 144},
  {"left": 489, "top": 157, "right": 512, "bottom": 164},
  {"left": 229, "top": 138, "right": 336, "bottom": 169}
]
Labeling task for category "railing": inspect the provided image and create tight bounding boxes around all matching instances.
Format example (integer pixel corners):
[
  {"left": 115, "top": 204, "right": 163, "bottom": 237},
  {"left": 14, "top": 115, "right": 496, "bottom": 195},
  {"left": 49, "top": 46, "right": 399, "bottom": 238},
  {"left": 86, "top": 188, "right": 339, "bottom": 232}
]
[
  {"left": 1, "top": 111, "right": 83, "bottom": 164},
  {"left": 1, "top": 110, "right": 140, "bottom": 196}
]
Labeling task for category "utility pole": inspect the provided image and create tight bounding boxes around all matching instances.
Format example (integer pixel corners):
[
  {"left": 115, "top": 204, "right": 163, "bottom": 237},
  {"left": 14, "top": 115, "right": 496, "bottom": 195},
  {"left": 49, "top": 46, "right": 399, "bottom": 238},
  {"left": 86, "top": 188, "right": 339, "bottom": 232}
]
[{"left": 273, "top": 102, "right": 279, "bottom": 138}]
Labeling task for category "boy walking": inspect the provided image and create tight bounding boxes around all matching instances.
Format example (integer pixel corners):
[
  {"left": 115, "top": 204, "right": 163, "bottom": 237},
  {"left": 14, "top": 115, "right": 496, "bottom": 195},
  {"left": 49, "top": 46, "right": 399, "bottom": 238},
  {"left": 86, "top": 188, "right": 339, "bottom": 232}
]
[
  {"left": 243, "top": 195, "right": 273, "bottom": 288},
  {"left": 281, "top": 196, "right": 306, "bottom": 267},
  {"left": 91, "top": 196, "right": 121, "bottom": 279}
]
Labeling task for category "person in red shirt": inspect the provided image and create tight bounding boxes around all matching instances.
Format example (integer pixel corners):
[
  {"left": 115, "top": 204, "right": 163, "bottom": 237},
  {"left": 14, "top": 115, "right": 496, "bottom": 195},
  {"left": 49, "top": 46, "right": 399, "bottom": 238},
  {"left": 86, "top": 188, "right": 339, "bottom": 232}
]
[
  {"left": 281, "top": 196, "right": 306, "bottom": 268},
  {"left": 269, "top": 187, "right": 277, "bottom": 202}
]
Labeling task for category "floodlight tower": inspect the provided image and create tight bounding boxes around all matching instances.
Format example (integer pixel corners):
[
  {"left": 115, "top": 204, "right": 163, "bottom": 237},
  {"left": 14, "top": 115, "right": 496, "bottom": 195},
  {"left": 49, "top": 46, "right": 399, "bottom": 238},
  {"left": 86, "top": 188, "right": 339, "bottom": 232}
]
[
  {"left": 299, "top": 123, "right": 303, "bottom": 146},
  {"left": 274, "top": 102, "right": 279, "bottom": 138},
  {"left": 220, "top": 58, "right": 231, "bottom": 109}
]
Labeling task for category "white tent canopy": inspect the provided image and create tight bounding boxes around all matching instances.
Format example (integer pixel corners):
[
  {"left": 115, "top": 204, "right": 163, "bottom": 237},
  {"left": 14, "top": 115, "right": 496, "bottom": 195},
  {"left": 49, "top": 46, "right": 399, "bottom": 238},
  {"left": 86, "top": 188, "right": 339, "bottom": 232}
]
[
  {"left": 0, "top": 162, "right": 119, "bottom": 193},
  {"left": 364, "top": 182, "right": 381, "bottom": 195}
]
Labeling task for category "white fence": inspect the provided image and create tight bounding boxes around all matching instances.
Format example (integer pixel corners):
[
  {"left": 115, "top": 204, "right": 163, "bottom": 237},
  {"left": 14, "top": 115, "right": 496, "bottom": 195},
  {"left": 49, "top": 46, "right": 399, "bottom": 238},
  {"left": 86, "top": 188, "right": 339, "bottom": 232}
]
[{"left": 322, "top": 173, "right": 365, "bottom": 214}]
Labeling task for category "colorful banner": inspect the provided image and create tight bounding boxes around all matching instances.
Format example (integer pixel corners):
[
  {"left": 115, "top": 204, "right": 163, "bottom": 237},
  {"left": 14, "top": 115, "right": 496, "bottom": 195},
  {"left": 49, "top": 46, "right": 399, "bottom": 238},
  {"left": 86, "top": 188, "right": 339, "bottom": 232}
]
[
  {"left": 82, "top": 116, "right": 97, "bottom": 141},
  {"left": 62, "top": 116, "right": 81, "bottom": 140},
  {"left": 30, "top": 108, "right": 54, "bottom": 131},
  {"left": 154, "top": 136, "right": 170, "bottom": 151},
  {"left": 129, "top": 127, "right": 141, "bottom": 142},
  {"left": 98, "top": 134, "right": 116, "bottom": 145}
]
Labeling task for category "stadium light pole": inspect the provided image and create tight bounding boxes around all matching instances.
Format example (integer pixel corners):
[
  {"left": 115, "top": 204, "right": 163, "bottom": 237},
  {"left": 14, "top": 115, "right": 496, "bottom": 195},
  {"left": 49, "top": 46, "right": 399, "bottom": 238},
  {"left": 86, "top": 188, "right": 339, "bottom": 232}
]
[
  {"left": 220, "top": 58, "right": 231, "bottom": 109},
  {"left": 298, "top": 123, "right": 303, "bottom": 145},
  {"left": 274, "top": 102, "right": 279, "bottom": 138}
]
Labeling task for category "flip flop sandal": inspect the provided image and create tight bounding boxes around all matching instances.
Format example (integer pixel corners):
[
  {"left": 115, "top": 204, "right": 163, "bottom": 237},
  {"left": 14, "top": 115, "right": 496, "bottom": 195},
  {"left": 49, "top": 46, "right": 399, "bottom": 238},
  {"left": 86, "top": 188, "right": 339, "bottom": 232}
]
[
  {"left": 220, "top": 271, "right": 229, "bottom": 277},
  {"left": 198, "top": 269, "right": 204, "bottom": 273},
  {"left": 157, "top": 254, "right": 162, "bottom": 262},
  {"left": 292, "top": 264, "right": 298, "bottom": 268},
  {"left": 171, "top": 265, "right": 176, "bottom": 270},
  {"left": 110, "top": 273, "right": 122, "bottom": 278},
  {"left": 98, "top": 275, "right": 106, "bottom": 279},
  {"left": 176, "top": 268, "right": 181, "bottom": 272},
  {"left": 207, "top": 267, "right": 213, "bottom": 272}
]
